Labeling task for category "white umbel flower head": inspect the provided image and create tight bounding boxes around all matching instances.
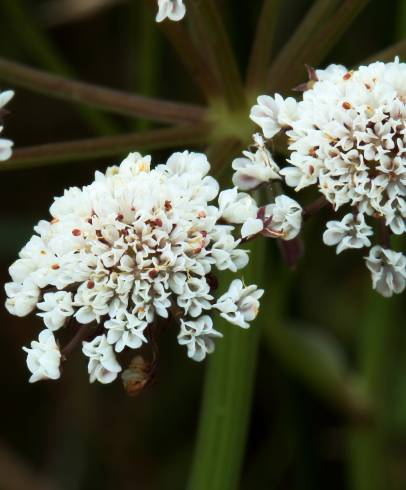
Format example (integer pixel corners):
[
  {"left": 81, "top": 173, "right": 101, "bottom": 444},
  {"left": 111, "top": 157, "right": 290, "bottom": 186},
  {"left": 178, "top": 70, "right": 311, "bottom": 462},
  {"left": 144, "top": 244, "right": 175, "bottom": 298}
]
[
  {"left": 214, "top": 279, "right": 264, "bottom": 328},
  {"left": 156, "top": 0, "right": 186, "bottom": 22},
  {"left": 323, "top": 213, "right": 373, "bottom": 254},
  {"left": 6, "top": 150, "right": 262, "bottom": 385},
  {"left": 177, "top": 315, "right": 222, "bottom": 361},
  {"left": 365, "top": 246, "right": 406, "bottom": 297},
  {"left": 0, "top": 89, "right": 14, "bottom": 161},
  {"left": 275, "top": 59, "right": 406, "bottom": 222},
  {"left": 246, "top": 59, "right": 406, "bottom": 296},
  {"left": 23, "top": 329, "right": 61, "bottom": 383}
]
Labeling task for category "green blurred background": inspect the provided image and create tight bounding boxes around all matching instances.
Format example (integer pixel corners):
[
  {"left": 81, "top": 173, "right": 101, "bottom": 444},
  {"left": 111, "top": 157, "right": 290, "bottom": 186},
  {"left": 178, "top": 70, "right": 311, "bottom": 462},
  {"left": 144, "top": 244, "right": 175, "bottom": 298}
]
[{"left": 0, "top": 1, "right": 405, "bottom": 489}]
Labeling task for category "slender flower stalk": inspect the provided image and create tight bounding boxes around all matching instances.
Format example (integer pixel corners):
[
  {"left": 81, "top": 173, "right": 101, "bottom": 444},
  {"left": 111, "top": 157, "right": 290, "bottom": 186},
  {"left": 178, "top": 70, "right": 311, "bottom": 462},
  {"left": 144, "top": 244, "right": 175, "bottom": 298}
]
[
  {"left": 0, "top": 58, "right": 207, "bottom": 125},
  {"left": 146, "top": 0, "right": 220, "bottom": 99},
  {"left": 187, "top": 0, "right": 245, "bottom": 110},
  {"left": 246, "top": 0, "right": 282, "bottom": 91},
  {"left": 4, "top": 124, "right": 210, "bottom": 170}
]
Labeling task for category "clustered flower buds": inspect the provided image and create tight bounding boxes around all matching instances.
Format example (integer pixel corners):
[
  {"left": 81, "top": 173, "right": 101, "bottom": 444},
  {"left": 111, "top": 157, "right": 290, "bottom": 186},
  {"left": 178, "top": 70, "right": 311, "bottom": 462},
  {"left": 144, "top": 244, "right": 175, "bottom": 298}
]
[
  {"left": 156, "top": 0, "right": 186, "bottom": 22},
  {"left": 247, "top": 59, "right": 406, "bottom": 297},
  {"left": 5, "top": 151, "right": 263, "bottom": 384},
  {"left": 0, "top": 90, "right": 14, "bottom": 161}
]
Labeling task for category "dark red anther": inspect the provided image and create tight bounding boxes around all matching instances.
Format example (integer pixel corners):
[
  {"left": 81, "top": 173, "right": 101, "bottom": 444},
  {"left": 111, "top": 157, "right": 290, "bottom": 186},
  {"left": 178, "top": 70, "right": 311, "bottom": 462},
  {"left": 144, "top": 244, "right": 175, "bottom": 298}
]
[
  {"left": 72, "top": 228, "right": 81, "bottom": 236},
  {"left": 148, "top": 269, "right": 159, "bottom": 279}
]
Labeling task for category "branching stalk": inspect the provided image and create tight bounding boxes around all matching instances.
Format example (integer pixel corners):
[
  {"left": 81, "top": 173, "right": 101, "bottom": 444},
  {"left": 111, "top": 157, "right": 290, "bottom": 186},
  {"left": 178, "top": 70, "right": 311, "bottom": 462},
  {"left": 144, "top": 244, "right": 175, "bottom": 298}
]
[
  {"left": 246, "top": 0, "right": 282, "bottom": 91},
  {"left": 187, "top": 0, "right": 245, "bottom": 109},
  {"left": 3, "top": 123, "right": 210, "bottom": 170},
  {"left": 0, "top": 58, "right": 207, "bottom": 125},
  {"left": 267, "top": 0, "right": 340, "bottom": 91},
  {"left": 144, "top": 0, "right": 220, "bottom": 100}
]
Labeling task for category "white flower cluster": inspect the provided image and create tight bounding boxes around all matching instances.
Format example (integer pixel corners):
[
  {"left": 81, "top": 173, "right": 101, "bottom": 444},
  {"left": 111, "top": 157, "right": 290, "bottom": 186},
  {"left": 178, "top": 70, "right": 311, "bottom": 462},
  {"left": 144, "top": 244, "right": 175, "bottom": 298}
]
[
  {"left": 156, "top": 0, "right": 186, "bottom": 22},
  {"left": 6, "top": 151, "right": 263, "bottom": 384},
  {"left": 0, "top": 90, "right": 14, "bottom": 161},
  {"left": 248, "top": 59, "right": 406, "bottom": 297}
]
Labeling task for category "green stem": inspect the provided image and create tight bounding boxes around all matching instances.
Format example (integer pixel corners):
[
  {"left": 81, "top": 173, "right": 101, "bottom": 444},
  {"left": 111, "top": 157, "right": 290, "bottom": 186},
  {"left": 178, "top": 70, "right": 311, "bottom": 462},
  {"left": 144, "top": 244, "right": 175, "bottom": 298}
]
[
  {"left": 267, "top": 0, "right": 340, "bottom": 91},
  {"left": 347, "top": 294, "right": 395, "bottom": 490},
  {"left": 246, "top": 0, "right": 282, "bottom": 92},
  {"left": 188, "top": 0, "right": 245, "bottom": 110},
  {"left": 0, "top": 58, "right": 207, "bottom": 125},
  {"left": 2, "top": 0, "right": 116, "bottom": 134},
  {"left": 144, "top": 0, "right": 220, "bottom": 100},
  {"left": 187, "top": 239, "right": 265, "bottom": 490},
  {"left": 3, "top": 123, "right": 210, "bottom": 170}
]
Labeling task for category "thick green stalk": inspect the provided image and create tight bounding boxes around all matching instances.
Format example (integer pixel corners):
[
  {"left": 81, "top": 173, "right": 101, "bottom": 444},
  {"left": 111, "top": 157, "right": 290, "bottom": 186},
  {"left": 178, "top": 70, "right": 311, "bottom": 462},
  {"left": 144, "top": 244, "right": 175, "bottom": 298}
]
[
  {"left": 2, "top": 0, "right": 116, "bottom": 133},
  {"left": 347, "top": 293, "right": 396, "bottom": 490},
  {"left": 187, "top": 239, "right": 265, "bottom": 490}
]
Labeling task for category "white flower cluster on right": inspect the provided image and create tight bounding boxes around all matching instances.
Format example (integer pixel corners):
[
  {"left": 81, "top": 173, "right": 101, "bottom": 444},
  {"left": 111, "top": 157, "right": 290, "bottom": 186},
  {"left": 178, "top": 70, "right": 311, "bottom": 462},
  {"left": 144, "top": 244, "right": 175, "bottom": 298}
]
[
  {"left": 6, "top": 150, "right": 264, "bottom": 385},
  {"left": 240, "top": 58, "right": 406, "bottom": 297}
]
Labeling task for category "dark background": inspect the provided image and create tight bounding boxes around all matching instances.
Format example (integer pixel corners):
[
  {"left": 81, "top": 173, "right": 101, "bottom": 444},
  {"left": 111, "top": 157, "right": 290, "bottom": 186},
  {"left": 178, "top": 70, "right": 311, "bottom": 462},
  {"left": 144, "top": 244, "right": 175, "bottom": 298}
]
[{"left": 0, "top": 1, "right": 404, "bottom": 489}]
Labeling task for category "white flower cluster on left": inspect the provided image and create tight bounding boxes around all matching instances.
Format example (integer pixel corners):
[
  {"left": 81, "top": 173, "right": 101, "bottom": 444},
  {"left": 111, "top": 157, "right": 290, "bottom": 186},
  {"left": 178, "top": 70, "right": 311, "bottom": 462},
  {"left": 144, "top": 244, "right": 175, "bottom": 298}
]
[
  {"left": 0, "top": 90, "right": 14, "bottom": 161},
  {"left": 156, "top": 0, "right": 186, "bottom": 22},
  {"left": 5, "top": 151, "right": 263, "bottom": 384}
]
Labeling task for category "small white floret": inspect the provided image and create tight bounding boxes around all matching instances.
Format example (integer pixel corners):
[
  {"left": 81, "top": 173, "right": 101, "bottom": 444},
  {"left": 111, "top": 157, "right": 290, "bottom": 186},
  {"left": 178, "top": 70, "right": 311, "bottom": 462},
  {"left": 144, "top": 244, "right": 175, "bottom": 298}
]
[
  {"left": 323, "top": 213, "right": 373, "bottom": 254},
  {"left": 365, "top": 246, "right": 406, "bottom": 297},
  {"left": 82, "top": 335, "right": 122, "bottom": 384},
  {"left": 263, "top": 195, "right": 302, "bottom": 240},
  {"left": 214, "top": 279, "right": 264, "bottom": 328},
  {"left": 177, "top": 315, "right": 222, "bottom": 362},
  {"left": 156, "top": 0, "right": 186, "bottom": 22},
  {"left": 23, "top": 329, "right": 61, "bottom": 383}
]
